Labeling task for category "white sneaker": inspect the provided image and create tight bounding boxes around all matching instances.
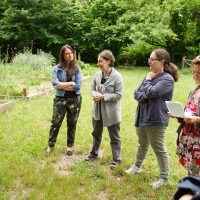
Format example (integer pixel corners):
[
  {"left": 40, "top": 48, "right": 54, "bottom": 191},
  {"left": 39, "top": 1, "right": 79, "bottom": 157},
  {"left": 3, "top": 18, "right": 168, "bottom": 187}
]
[
  {"left": 125, "top": 165, "right": 142, "bottom": 174},
  {"left": 151, "top": 178, "right": 168, "bottom": 189},
  {"left": 45, "top": 147, "right": 53, "bottom": 154}
]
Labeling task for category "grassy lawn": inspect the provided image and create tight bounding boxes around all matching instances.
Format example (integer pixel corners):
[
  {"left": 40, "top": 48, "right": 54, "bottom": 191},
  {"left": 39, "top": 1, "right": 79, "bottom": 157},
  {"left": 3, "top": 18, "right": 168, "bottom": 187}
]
[{"left": 0, "top": 67, "right": 195, "bottom": 200}]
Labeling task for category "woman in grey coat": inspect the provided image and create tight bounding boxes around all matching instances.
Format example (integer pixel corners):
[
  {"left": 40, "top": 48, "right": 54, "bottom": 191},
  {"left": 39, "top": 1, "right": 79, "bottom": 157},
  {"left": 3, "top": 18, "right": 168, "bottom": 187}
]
[{"left": 84, "top": 50, "right": 123, "bottom": 169}]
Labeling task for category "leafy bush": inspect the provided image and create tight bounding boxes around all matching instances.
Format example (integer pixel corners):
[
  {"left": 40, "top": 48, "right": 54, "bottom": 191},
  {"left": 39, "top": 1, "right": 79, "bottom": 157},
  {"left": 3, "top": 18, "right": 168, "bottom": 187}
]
[
  {"left": 0, "top": 76, "right": 25, "bottom": 96},
  {"left": 12, "top": 49, "right": 56, "bottom": 70},
  {"left": 77, "top": 60, "right": 92, "bottom": 70},
  {"left": 0, "top": 48, "right": 55, "bottom": 78},
  {"left": 77, "top": 60, "right": 99, "bottom": 76},
  {"left": 180, "top": 67, "right": 192, "bottom": 75},
  {"left": 118, "top": 43, "right": 155, "bottom": 66}
]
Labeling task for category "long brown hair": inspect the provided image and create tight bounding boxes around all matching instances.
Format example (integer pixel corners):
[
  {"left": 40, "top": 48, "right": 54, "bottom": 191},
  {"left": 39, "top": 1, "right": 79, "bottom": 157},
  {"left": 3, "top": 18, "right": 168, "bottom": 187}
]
[
  {"left": 58, "top": 44, "right": 78, "bottom": 79},
  {"left": 153, "top": 49, "right": 179, "bottom": 82}
]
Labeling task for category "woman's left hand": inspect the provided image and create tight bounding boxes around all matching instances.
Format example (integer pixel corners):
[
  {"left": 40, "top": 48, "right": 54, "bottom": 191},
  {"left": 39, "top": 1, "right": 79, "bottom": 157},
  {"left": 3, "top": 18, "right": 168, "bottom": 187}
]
[{"left": 183, "top": 116, "right": 200, "bottom": 123}]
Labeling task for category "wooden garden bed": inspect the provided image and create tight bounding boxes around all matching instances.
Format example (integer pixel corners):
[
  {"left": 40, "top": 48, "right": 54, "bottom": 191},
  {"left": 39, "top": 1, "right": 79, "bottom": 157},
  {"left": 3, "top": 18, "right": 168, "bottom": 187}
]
[{"left": 0, "top": 100, "right": 13, "bottom": 114}]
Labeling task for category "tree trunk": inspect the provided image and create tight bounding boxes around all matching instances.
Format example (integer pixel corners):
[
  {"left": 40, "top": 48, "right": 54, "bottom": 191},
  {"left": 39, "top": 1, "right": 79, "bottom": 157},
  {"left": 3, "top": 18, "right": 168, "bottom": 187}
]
[
  {"left": 170, "top": 49, "right": 175, "bottom": 63},
  {"left": 168, "top": 46, "right": 175, "bottom": 63},
  {"left": 78, "top": 51, "right": 81, "bottom": 61}
]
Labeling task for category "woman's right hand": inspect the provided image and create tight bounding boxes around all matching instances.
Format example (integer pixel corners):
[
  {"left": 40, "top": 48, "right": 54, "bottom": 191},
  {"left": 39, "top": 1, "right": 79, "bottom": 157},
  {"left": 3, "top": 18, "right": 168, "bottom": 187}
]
[
  {"left": 168, "top": 112, "right": 176, "bottom": 118},
  {"left": 146, "top": 71, "right": 161, "bottom": 80}
]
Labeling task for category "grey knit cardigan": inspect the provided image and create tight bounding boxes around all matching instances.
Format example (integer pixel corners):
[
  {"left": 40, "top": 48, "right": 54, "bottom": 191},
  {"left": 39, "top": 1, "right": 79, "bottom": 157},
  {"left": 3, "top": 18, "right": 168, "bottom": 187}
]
[{"left": 91, "top": 68, "right": 123, "bottom": 127}]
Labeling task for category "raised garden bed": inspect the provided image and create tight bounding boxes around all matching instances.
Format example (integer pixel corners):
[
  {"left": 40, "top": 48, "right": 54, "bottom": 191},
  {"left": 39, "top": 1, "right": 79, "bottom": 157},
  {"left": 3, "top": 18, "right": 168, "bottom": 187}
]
[
  {"left": 0, "top": 76, "right": 92, "bottom": 100},
  {"left": 0, "top": 100, "right": 13, "bottom": 114}
]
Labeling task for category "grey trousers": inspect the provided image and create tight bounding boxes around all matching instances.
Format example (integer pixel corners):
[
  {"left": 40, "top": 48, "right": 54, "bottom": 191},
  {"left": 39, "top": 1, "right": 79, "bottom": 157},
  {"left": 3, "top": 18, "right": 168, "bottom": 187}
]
[
  {"left": 135, "top": 126, "right": 169, "bottom": 180},
  {"left": 89, "top": 118, "right": 121, "bottom": 163}
]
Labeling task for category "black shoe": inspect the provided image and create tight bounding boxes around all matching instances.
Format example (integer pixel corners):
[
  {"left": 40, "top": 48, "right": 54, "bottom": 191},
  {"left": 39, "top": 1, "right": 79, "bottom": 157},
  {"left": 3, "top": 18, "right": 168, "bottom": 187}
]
[
  {"left": 67, "top": 148, "right": 73, "bottom": 156},
  {"left": 84, "top": 155, "right": 96, "bottom": 161}
]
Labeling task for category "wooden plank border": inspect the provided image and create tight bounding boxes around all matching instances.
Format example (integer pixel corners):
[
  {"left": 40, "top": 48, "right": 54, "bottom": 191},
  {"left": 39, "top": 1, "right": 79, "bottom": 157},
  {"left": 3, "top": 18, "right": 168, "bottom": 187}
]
[
  {"left": 0, "top": 100, "right": 13, "bottom": 114},
  {"left": 0, "top": 76, "right": 92, "bottom": 100}
]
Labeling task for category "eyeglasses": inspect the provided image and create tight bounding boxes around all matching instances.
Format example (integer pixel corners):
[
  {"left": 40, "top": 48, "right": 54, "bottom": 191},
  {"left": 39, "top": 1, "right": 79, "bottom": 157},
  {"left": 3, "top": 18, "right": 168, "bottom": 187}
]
[{"left": 148, "top": 58, "right": 161, "bottom": 62}]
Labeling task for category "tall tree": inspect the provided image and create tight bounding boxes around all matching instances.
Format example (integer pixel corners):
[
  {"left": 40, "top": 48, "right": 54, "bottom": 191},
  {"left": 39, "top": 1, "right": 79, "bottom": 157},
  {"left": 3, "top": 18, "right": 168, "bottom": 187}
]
[
  {"left": 116, "top": 0, "right": 200, "bottom": 62},
  {"left": 72, "top": 0, "right": 125, "bottom": 62},
  {"left": 116, "top": 0, "right": 179, "bottom": 61},
  {"left": 0, "top": 0, "right": 76, "bottom": 57}
]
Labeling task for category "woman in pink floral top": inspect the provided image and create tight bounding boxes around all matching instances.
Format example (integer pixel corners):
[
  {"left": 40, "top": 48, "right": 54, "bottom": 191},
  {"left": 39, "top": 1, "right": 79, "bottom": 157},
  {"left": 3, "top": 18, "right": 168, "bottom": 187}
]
[{"left": 169, "top": 56, "right": 200, "bottom": 176}]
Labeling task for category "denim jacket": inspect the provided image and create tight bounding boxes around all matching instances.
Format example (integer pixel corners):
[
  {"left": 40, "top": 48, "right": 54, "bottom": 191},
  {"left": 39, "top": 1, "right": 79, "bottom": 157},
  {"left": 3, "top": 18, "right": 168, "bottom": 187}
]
[{"left": 52, "top": 65, "right": 82, "bottom": 96}]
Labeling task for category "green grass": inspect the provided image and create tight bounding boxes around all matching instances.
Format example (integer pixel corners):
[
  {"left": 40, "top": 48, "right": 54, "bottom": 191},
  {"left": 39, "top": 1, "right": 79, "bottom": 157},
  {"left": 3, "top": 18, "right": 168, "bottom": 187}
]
[{"left": 0, "top": 67, "right": 196, "bottom": 199}]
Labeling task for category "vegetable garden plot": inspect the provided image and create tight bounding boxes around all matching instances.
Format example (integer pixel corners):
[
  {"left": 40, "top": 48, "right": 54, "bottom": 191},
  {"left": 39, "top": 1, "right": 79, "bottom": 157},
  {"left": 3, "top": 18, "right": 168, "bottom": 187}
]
[
  {"left": 0, "top": 75, "right": 54, "bottom": 100},
  {"left": 0, "top": 76, "right": 92, "bottom": 100}
]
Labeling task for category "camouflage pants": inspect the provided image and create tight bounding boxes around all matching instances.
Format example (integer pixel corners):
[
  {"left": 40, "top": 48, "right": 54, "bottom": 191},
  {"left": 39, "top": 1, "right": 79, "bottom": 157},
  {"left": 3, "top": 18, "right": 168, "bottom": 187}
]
[{"left": 48, "top": 95, "right": 82, "bottom": 148}]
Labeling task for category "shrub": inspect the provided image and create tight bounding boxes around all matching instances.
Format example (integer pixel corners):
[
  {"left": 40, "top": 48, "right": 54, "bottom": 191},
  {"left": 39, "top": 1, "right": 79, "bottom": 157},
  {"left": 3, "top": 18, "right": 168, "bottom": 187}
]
[
  {"left": 118, "top": 43, "right": 155, "bottom": 66},
  {"left": 77, "top": 60, "right": 99, "bottom": 76},
  {"left": 12, "top": 49, "right": 56, "bottom": 71}
]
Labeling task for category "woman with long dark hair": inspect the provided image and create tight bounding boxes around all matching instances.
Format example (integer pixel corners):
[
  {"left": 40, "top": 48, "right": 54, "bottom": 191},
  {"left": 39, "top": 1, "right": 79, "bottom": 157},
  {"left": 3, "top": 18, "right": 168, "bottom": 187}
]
[{"left": 46, "top": 44, "right": 82, "bottom": 156}]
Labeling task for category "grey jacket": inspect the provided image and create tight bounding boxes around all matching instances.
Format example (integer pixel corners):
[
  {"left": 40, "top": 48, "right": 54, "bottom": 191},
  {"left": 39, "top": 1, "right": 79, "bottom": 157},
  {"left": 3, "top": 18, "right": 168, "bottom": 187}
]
[
  {"left": 134, "top": 72, "right": 174, "bottom": 128},
  {"left": 91, "top": 68, "right": 123, "bottom": 127},
  {"left": 177, "top": 86, "right": 200, "bottom": 136}
]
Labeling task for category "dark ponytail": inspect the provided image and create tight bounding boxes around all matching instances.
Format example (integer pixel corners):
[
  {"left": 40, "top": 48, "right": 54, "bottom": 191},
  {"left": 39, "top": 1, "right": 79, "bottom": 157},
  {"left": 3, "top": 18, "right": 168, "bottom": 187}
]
[
  {"left": 163, "top": 62, "right": 179, "bottom": 82},
  {"left": 153, "top": 49, "right": 179, "bottom": 82}
]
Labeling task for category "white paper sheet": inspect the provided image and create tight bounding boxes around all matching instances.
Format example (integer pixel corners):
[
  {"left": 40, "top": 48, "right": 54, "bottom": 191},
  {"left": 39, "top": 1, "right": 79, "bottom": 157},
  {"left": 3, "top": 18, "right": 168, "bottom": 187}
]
[{"left": 165, "top": 101, "right": 184, "bottom": 118}]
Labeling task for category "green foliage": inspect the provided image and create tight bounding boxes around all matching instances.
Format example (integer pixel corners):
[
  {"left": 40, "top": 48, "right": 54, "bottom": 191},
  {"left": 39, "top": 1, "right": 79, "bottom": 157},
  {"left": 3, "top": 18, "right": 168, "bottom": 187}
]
[
  {"left": 118, "top": 42, "right": 155, "bottom": 66},
  {"left": 116, "top": 0, "right": 200, "bottom": 62},
  {"left": 77, "top": 60, "right": 92, "bottom": 70},
  {"left": 77, "top": 60, "right": 99, "bottom": 76},
  {"left": 180, "top": 66, "right": 192, "bottom": 75},
  {"left": 0, "top": 49, "right": 55, "bottom": 96},
  {"left": 0, "top": 0, "right": 200, "bottom": 64},
  {"left": 13, "top": 49, "right": 56, "bottom": 70},
  {"left": 0, "top": 77, "right": 25, "bottom": 96},
  {"left": 0, "top": 75, "right": 50, "bottom": 96},
  {"left": 0, "top": 0, "right": 76, "bottom": 55},
  {"left": 116, "top": 0, "right": 178, "bottom": 61},
  {"left": 72, "top": 0, "right": 125, "bottom": 62}
]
